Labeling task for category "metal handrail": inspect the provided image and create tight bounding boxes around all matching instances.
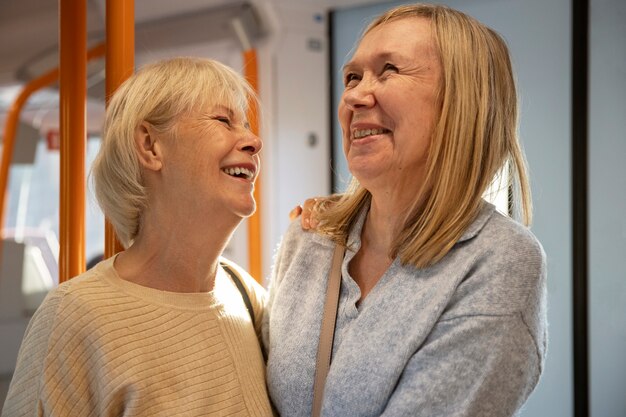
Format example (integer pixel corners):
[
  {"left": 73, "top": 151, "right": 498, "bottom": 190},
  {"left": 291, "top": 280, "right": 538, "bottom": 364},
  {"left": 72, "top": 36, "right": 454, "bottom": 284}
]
[
  {"left": 104, "top": 0, "right": 134, "bottom": 259},
  {"left": 58, "top": 0, "right": 88, "bottom": 282}
]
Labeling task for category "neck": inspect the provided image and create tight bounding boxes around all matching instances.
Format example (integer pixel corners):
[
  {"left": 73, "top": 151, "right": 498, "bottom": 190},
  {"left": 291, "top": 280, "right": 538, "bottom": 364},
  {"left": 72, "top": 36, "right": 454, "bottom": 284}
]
[
  {"left": 364, "top": 186, "right": 426, "bottom": 254},
  {"left": 115, "top": 209, "right": 240, "bottom": 293},
  {"left": 362, "top": 195, "right": 401, "bottom": 255}
]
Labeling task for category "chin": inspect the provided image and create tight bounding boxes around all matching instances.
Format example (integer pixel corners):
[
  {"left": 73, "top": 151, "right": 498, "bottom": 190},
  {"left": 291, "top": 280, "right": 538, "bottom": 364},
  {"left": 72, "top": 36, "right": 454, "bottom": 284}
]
[
  {"left": 236, "top": 201, "right": 257, "bottom": 218},
  {"left": 350, "top": 168, "right": 382, "bottom": 184},
  {"left": 241, "top": 208, "right": 256, "bottom": 218},
  {"left": 348, "top": 158, "right": 382, "bottom": 178}
]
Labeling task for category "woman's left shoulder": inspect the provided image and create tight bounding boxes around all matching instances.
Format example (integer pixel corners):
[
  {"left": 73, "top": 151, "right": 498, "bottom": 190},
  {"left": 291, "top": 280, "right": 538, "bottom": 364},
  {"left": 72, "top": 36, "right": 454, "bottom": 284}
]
[
  {"left": 443, "top": 207, "right": 547, "bottom": 324},
  {"left": 219, "top": 257, "right": 267, "bottom": 311},
  {"left": 481, "top": 209, "right": 546, "bottom": 266},
  {"left": 219, "top": 258, "right": 265, "bottom": 292},
  {"left": 219, "top": 257, "right": 268, "bottom": 335}
]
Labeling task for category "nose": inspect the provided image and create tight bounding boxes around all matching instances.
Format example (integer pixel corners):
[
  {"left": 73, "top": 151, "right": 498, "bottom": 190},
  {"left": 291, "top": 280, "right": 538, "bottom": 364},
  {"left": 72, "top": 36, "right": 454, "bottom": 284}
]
[
  {"left": 342, "top": 78, "right": 376, "bottom": 110},
  {"left": 239, "top": 128, "right": 263, "bottom": 155}
]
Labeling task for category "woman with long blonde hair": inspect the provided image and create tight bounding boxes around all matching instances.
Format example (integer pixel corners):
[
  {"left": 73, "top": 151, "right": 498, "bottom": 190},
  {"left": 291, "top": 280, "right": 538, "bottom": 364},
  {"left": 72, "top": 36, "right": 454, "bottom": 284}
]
[{"left": 264, "top": 4, "right": 546, "bottom": 416}]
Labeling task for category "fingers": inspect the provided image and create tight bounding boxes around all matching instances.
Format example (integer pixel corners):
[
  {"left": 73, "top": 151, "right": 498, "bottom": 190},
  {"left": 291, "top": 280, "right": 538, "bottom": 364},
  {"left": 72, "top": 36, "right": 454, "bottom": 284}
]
[
  {"left": 293, "top": 196, "right": 331, "bottom": 230},
  {"left": 289, "top": 205, "right": 303, "bottom": 221},
  {"left": 301, "top": 198, "right": 319, "bottom": 230}
]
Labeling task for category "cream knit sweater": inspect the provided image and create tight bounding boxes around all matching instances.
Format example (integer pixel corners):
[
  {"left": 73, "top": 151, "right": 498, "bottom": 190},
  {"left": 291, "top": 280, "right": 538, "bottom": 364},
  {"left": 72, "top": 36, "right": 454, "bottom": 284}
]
[{"left": 2, "top": 256, "right": 273, "bottom": 417}]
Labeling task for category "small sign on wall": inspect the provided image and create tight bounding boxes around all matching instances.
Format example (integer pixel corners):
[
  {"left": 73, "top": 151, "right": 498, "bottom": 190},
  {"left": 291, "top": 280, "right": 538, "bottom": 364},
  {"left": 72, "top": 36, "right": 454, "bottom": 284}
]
[{"left": 45, "top": 130, "right": 60, "bottom": 151}]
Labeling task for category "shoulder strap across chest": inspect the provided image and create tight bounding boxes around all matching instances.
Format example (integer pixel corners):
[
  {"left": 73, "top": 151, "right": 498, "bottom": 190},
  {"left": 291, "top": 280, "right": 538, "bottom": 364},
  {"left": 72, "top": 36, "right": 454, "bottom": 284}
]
[{"left": 220, "top": 262, "right": 255, "bottom": 324}]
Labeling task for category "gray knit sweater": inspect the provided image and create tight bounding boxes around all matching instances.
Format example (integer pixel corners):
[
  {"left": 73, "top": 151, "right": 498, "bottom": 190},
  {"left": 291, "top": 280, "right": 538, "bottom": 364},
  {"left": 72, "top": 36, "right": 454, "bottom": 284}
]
[{"left": 263, "top": 201, "right": 547, "bottom": 417}]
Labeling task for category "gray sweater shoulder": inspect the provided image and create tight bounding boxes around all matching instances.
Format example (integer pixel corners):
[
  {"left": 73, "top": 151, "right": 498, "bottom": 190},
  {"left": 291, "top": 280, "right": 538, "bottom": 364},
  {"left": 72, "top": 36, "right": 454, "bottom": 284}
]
[
  {"left": 445, "top": 210, "right": 548, "bottom": 369},
  {"left": 271, "top": 219, "right": 335, "bottom": 283},
  {"left": 445, "top": 210, "right": 546, "bottom": 315}
]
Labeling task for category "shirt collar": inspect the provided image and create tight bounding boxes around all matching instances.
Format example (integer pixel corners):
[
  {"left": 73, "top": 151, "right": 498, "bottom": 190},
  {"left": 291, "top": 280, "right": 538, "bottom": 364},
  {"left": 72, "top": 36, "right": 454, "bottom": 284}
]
[
  {"left": 458, "top": 201, "right": 495, "bottom": 242},
  {"left": 346, "top": 203, "right": 369, "bottom": 252},
  {"left": 345, "top": 199, "right": 496, "bottom": 249}
]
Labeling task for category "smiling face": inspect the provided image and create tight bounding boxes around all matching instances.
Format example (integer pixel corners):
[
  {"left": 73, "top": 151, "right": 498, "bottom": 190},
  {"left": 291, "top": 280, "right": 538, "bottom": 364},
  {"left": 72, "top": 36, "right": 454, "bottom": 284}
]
[
  {"left": 158, "top": 104, "right": 262, "bottom": 221},
  {"left": 339, "top": 17, "right": 441, "bottom": 196}
]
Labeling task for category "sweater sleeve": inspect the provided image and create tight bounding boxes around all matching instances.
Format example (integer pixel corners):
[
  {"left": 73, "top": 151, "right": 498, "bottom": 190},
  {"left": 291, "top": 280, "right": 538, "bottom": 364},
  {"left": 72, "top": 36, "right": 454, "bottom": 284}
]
[
  {"left": 262, "top": 218, "right": 313, "bottom": 357},
  {"left": 380, "top": 313, "right": 541, "bottom": 417},
  {"left": 1, "top": 286, "right": 68, "bottom": 417}
]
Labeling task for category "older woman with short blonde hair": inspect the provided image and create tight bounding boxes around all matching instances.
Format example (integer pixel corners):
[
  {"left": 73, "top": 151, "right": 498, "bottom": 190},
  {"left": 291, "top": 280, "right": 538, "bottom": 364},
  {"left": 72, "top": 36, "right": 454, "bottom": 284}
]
[{"left": 3, "top": 57, "right": 273, "bottom": 417}]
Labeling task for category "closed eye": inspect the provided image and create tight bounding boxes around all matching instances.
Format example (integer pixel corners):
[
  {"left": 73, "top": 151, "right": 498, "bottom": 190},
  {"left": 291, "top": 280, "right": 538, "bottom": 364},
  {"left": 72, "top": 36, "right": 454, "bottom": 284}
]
[
  {"left": 382, "top": 62, "right": 398, "bottom": 74},
  {"left": 343, "top": 72, "right": 360, "bottom": 87},
  {"left": 214, "top": 116, "right": 232, "bottom": 127}
]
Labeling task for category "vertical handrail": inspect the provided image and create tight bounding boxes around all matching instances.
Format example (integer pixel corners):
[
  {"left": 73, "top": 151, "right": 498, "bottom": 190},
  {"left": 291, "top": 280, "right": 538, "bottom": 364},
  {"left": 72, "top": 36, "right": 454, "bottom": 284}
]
[
  {"left": 59, "top": 0, "right": 87, "bottom": 282},
  {"left": 243, "top": 49, "right": 262, "bottom": 283},
  {"left": 104, "top": 0, "right": 135, "bottom": 259}
]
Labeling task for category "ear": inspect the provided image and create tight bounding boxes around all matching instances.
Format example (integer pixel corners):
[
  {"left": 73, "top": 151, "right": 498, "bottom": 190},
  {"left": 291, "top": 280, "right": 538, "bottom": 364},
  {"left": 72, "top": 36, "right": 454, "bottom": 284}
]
[{"left": 134, "top": 121, "right": 163, "bottom": 172}]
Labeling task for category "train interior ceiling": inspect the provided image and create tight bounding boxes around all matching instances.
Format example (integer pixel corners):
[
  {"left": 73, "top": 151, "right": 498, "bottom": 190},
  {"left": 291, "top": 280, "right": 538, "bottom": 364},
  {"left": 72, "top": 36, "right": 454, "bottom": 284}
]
[{"left": 1, "top": 0, "right": 625, "bottom": 416}]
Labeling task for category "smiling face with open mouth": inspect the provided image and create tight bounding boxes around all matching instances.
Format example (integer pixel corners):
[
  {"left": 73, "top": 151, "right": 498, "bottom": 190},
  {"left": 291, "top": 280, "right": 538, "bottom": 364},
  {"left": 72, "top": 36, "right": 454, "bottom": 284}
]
[
  {"left": 159, "top": 104, "right": 262, "bottom": 221},
  {"left": 338, "top": 17, "right": 441, "bottom": 196}
]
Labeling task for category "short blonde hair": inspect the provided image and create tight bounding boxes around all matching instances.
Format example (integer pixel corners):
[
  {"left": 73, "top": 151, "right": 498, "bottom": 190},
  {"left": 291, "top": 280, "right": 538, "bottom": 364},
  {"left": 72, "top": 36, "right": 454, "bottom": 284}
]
[
  {"left": 320, "top": 3, "right": 532, "bottom": 268},
  {"left": 91, "top": 57, "right": 256, "bottom": 247}
]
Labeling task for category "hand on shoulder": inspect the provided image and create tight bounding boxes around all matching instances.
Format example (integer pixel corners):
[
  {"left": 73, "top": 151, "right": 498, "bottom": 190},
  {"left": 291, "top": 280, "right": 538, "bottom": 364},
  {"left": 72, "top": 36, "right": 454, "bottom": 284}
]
[{"left": 290, "top": 194, "right": 341, "bottom": 230}]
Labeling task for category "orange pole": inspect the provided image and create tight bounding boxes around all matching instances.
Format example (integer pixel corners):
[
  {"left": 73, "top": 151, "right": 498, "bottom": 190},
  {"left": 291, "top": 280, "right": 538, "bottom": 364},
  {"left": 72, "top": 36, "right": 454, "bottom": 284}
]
[
  {"left": 243, "top": 49, "right": 262, "bottom": 283},
  {"left": 104, "top": 0, "right": 134, "bottom": 258},
  {"left": 59, "top": 0, "right": 87, "bottom": 282}
]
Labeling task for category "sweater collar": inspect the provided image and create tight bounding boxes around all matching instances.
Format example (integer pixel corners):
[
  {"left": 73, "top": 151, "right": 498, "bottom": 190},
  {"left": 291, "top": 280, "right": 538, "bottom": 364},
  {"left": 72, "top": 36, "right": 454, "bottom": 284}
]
[
  {"left": 345, "top": 199, "right": 496, "bottom": 251},
  {"left": 458, "top": 201, "right": 495, "bottom": 243},
  {"left": 345, "top": 204, "right": 369, "bottom": 252}
]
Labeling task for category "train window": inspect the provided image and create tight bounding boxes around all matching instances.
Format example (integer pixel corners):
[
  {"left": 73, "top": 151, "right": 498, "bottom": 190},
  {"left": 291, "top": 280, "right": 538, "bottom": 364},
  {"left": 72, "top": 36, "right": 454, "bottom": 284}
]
[{"left": 4, "top": 136, "right": 105, "bottom": 288}]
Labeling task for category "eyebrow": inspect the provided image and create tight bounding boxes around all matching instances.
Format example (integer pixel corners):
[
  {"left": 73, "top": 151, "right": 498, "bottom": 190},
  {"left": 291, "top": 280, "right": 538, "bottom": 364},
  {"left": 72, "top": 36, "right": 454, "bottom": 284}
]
[
  {"left": 342, "top": 51, "right": 401, "bottom": 73},
  {"left": 212, "top": 105, "right": 236, "bottom": 117},
  {"left": 206, "top": 105, "right": 250, "bottom": 128}
]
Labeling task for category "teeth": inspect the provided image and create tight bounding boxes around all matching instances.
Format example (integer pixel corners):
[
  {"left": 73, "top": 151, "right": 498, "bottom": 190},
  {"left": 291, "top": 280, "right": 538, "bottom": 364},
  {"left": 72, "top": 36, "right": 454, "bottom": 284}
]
[
  {"left": 222, "top": 167, "right": 254, "bottom": 180},
  {"left": 353, "top": 128, "right": 387, "bottom": 139}
]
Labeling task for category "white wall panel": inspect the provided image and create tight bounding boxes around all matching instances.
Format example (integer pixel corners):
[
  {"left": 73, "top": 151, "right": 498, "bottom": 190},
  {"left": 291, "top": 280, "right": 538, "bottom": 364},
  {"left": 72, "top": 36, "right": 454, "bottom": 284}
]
[{"left": 589, "top": 0, "right": 626, "bottom": 415}]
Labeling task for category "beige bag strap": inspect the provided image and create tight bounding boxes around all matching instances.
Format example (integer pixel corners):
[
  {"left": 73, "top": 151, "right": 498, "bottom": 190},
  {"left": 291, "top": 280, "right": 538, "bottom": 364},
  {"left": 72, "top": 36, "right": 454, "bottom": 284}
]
[{"left": 312, "top": 244, "right": 345, "bottom": 417}]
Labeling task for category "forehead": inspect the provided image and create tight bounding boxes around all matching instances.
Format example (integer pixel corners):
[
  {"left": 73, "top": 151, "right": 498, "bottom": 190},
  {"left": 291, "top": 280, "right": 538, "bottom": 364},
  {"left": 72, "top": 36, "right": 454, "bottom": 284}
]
[
  {"left": 187, "top": 70, "right": 249, "bottom": 110},
  {"left": 187, "top": 103, "right": 246, "bottom": 123},
  {"left": 348, "top": 17, "right": 437, "bottom": 67},
  {"left": 194, "top": 91, "right": 248, "bottom": 117}
]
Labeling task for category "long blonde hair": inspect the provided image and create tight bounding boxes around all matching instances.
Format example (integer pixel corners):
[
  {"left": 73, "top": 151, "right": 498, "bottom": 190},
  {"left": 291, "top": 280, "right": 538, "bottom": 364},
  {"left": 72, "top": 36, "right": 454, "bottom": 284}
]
[{"left": 319, "top": 3, "right": 532, "bottom": 268}]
